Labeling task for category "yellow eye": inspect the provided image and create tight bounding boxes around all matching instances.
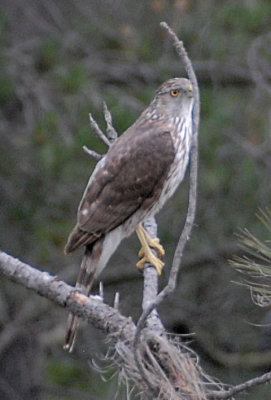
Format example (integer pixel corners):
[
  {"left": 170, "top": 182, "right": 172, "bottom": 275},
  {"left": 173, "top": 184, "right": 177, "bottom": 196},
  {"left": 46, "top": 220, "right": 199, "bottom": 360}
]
[{"left": 170, "top": 89, "right": 179, "bottom": 97}]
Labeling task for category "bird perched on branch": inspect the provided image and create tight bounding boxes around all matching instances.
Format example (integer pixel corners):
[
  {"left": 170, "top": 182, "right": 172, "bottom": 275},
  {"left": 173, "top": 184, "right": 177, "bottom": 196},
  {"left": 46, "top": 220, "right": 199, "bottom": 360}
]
[{"left": 64, "top": 77, "right": 194, "bottom": 351}]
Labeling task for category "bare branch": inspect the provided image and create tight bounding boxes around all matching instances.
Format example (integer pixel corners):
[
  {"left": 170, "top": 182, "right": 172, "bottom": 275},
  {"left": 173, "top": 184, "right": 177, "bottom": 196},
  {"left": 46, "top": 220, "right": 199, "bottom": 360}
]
[
  {"left": 210, "top": 371, "right": 271, "bottom": 399},
  {"left": 0, "top": 250, "right": 219, "bottom": 399},
  {"left": 142, "top": 217, "right": 165, "bottom": 333},
  {"left": 134, "top": 216, "right": 166, "bottom": 393},
  {"left": 88, "top": 112, "right": 111, "bottom": 147},
  {"left": 2, "top": 249, "right": 270, "bottom": 398},
  {"left": 0, "top": 251, "right": 135, "bottom": 341},
  {"left": 82, "top": 145, "right": 103, "bottom": 160},
  {"left": 103, "top": 101, "right": 118, "bottom": 142}
]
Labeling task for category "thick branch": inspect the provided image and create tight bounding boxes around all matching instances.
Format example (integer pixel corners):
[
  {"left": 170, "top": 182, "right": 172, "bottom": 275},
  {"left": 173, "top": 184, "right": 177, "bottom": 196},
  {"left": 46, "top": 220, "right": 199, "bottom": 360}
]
[
  {"left": 0, "top": 250, "right": 218, "bottom": 399},
  {"left": 142, "top": 217, "right": 165, "bottom": 333},
  {"left": 0, "top": 251, "right": 135, "bottom": 342}
]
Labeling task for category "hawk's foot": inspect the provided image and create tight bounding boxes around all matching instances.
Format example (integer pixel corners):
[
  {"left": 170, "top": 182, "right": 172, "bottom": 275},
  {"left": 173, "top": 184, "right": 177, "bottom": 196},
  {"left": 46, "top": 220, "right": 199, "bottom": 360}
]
[
  {"left": 136, "top": 251, "right": 165, "bottom": 275},
  {"left": 138, "top": 237, "right": 165, "bottom": 259},
  {"left": 135, "top": 223, "right": 165, "bottom": 275}
]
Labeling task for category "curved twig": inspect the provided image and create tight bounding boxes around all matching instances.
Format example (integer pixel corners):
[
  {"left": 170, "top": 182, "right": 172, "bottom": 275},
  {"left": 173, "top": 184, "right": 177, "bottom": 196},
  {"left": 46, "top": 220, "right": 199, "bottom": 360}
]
[
  {"left": 88, "top": 112, "right": 111, "bottom": 147},
  {"left": 82, "top": 145, "right": 103, "bottom": 160},
  {"left": 209, "top": 371, "right": 271, "bottom": 399},
  {"left": 103, "top": 101, "right": 118, "bottom": 142}
]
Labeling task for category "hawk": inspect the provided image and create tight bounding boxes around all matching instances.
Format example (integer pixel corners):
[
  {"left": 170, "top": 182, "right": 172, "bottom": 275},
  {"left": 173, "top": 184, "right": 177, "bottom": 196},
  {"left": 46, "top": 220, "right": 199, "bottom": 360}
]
[{"left": 64, "top": 77, "right": 194, "bottom": 351}]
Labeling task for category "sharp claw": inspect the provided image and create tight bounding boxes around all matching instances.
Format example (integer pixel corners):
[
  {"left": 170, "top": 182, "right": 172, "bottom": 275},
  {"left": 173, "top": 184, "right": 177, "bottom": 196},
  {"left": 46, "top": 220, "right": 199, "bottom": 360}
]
[
  {"left": 136, "top": 254, "right": 164, "bottom": 275},
  {"left": 135, "top": 224, "right": 165, "bottom": 275},
  {"left": 138, "top": 238, "right": 165, "bottom": 259},
  {"left": 151, "top": 238, "right": 165, "bottom": 257},
  {"left": 138, "top": 248, "right": 144, "bottom": 258}
]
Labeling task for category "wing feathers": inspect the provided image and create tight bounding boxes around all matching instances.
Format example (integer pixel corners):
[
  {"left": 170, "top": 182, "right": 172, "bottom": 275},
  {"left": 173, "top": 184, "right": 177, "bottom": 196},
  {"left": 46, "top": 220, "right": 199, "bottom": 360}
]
[
  {"left": 66, "top": 121, "right": 175, "bottom": 252},
  {"left": 65, "top": 225, "right": 100, "bottom": 254}
]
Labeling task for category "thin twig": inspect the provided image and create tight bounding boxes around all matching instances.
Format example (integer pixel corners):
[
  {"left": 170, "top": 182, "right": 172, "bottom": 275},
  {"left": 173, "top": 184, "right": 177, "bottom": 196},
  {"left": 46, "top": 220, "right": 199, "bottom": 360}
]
[
  {"left": 82, "top": 145, "right": 103, "bottom": 160},
  {"left": 103, "top": 101, "right": 118, "bottom": 143},
  {"left": 89, "top": 112, "right": 111, "bottom": 147},
  {"left": 0, "top": 250, "right": 214, "bottom": 399},
  {"left": 209, "top": 371, "right": 271, "bottom": 399}
]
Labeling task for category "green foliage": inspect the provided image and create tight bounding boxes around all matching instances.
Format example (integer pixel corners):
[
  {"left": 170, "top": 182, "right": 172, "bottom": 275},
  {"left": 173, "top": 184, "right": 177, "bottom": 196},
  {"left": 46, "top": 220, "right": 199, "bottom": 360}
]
[
  {"left": 59, "top": 64, "right": 87, "bottom": 94},
  {"left": 46, "top": 359, "right": 92, "bottom": 393},
  {"left": 46, "top": 358, "right": 116, "bottom": 398},
  {"left": 218, "top": 1, "right": 271, "bottom": 34},
  {"left": 0, "top": 151, "right": 12, "bottom": 175},
  {"left": 35, "top": 39, "right": 61, "bottom": 73},
  {"left": 33, "top": 112, "right": 67, "bottom": 175},
  {"left": 0, "top": 73, "right": 16, "bottom": 104},
  {"left": 230, "top": 209, "right": 271, "bottom": 305},
  {"left": 0, "top": 15, "right": 17, "bottom": 105}
]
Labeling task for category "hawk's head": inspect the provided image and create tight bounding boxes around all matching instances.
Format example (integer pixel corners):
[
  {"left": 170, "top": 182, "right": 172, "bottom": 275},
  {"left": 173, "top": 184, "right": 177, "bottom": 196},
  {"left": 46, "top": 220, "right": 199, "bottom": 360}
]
[{"left": 152, "top": 77, "right": 194, "bottom": 119}]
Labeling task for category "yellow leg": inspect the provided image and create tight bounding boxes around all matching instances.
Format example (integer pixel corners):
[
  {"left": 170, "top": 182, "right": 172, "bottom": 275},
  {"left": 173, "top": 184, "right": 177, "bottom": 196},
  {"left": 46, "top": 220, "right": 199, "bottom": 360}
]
[{"left": 135, "top": 223, "right": 165, "bottom": 275}]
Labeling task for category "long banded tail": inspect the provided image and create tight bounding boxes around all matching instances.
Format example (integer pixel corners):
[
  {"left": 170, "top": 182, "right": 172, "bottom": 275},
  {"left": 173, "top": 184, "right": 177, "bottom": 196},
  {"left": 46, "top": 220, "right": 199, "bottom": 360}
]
[{"left": 64, "top": 246, "right": 97, "bottom": 352}]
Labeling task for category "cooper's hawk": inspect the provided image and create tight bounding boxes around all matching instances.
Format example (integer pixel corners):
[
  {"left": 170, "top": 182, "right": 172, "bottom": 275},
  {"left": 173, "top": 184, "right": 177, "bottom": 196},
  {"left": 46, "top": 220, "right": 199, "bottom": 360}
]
[{"left": 64, "top": 77, "right": 194, "bottom": 351}]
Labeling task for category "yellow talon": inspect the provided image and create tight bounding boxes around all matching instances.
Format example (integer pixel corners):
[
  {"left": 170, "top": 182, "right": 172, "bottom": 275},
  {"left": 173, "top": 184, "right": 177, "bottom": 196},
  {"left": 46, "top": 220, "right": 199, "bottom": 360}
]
[
  {"left": 136, "top": 253, "right": 164, "bottom": 275},
  {"left": 138, "top": 237, "right": 165, "bottom": 259},
  {"left": 135, "top": 223, "right": 165, "bottom": 275}
]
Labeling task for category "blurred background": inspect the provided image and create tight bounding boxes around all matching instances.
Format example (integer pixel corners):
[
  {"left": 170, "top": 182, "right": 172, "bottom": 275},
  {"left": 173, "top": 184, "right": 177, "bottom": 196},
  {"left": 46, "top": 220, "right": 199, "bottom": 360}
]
[{"left": 0, "top": 0, "right": 271, "bottom": 399}]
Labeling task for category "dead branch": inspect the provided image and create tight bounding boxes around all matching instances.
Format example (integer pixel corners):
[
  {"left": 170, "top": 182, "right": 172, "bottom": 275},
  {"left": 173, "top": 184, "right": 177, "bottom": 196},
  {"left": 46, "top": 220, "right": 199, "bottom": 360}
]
[
  {"left": 82, "top": 145, "right": 103, "bottom": 160},
  {"left": 210, "top": 371, "right": 271, "bottom": 399},
  {"left": 0, "top": 251, "right": 135, "bottom": 340},
  {"left": 142, "top": 217, "right": 165, "bottom": 333},
  {"left": 103, "top": 101, "right": 118, "bottom": 143},
  {"left": 0, "top": 250, "right": 220, "bottom": 399},
  {"left": 88, "top": 112, "right": 111, "bottom": 147}
]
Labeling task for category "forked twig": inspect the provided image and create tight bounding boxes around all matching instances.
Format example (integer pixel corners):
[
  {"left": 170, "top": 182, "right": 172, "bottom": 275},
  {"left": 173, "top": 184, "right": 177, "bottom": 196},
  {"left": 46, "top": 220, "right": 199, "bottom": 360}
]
[
  {"left": 83, "top": 102, "right": 119, "bottom": 160},
  {"left": 103, "top": 101, "right": 118, "bottom": 142},
  {"left": 88, "top": 112, "right": 111, "bottom": 147}
]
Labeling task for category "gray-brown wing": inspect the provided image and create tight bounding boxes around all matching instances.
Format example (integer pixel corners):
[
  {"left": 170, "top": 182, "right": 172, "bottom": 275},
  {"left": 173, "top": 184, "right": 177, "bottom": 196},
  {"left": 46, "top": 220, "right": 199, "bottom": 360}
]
[{"left": 65, "top": 120, "right": 175, "bottom": 253}]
